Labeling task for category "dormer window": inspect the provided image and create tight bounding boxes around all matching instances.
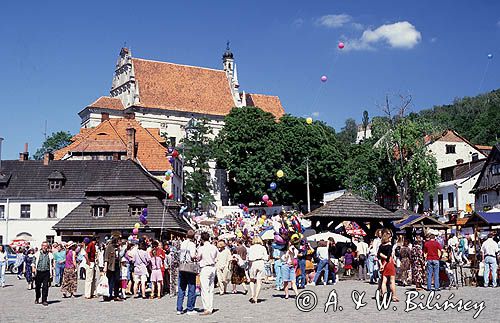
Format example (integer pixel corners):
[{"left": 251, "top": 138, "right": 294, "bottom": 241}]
[
  {"left": 90, "top": 197, "right": 108, "bottom": 217},
  {"left": 49, "top": 180, "right": 62, "bottom": 190},
  {"left": 129, "top": 207, "right": 143, "bottom": 217},
  {"left": 48, "top": 170, "right": 65, "bottom": 190},
  {"left": 128, "top": 197, "right": 147, "bottom": 216},
  {"left": 92, "top": 206, "right": 107, "bottom": 217},
  {"left": 446, "top": 145, "right": 456, "bottom": 154}
]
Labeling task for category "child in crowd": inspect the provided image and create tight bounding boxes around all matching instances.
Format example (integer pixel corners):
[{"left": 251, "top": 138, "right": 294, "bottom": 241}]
[
  {"left": 120, "top": 258, "right": 129, "bottom": 299},
  {"left": 344, "top": 248, "right": 354, "bottom": 276}
]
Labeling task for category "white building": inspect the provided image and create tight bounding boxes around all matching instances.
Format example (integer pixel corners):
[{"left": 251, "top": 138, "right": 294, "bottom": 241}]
[
  {"left": 72, "top": 46, "right": 285, "bottom": 212},
  {"left": 423, "top": 130, "right": 487, "bottom": 216},
  {"left": 356, "top": 124, "right": 372, "bottom": 143}
]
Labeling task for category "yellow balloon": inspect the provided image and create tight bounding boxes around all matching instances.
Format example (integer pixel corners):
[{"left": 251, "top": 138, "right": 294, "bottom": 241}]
[
  {"left": 277, "top": 170, "right": 284, "bottom": 178},
  {"left": 134, "top": 223, "right": 140, "bottom": 229},
  {"left": 306, "top": 117, "right": 313, "bottom": 125},
  {"left": 162, "top": 182, "right": 168, "bottom": 188}
]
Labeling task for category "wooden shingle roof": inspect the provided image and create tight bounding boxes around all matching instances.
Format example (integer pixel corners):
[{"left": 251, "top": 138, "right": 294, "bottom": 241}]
[{"left": 303, "top": 192, "right": 402, "bottom": 220}]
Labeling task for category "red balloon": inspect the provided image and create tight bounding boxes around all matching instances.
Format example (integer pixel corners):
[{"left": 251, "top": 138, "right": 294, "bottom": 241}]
[
  {"left": 172, "top": 150, "right": 180, "bottom": 158},
  {"left": 338, "top": 42, "right": 345, "bottom": 49},
  {"left": 267, "top": 200, "right": 274, "bottom": 207},
  {"left": 243, "top": 206, "right": 249, "bottom": 212},
  {"left": 168, "top": 193, "right": 174, "bottom": 199}
]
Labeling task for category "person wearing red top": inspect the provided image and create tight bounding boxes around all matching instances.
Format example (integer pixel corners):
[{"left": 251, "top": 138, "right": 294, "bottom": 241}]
[
  {"left": 84, "top": 237, "right": 99, "bottom": 299},
  {"left": 423, "top": 232, "right": 442, "bottom": 291}
]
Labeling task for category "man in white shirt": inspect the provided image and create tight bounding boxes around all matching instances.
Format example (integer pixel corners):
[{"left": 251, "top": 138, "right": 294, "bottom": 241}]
[
  {"left": 354, "top": 237, "right": 369, "bottom": 281},
  {"left": 197, "top": 232, "right": 218, "bottom": 315},
  {"left": 312, "top": 240, "right": 330, "bottom": 285},
  {"left": 481, "top": 232, "right": 499, "bottom": 287}
]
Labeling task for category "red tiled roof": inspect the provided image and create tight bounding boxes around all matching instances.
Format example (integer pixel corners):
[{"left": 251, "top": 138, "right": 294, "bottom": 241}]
[
  {"left": 132, "top": 58, "right": 236, "bottom": 116},
  {"left": 88, "top": 96, "right": 124, "bottom": 110},
  {"left": 246, "top": 93, "right": 285, "bottom": 118},
  {"left": 54, "top": 119, "right": 170, "bottom": 171},
  {"left": 131, "top": 58, "right": 284, "bottom": 117}
]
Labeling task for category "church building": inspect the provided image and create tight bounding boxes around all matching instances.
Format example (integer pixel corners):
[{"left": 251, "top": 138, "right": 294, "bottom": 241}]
[{"left": 56, "top": 45, "right": 285, "bottom": 212}]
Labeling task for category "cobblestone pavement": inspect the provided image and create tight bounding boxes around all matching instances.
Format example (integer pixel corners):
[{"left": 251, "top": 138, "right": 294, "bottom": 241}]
[{"left": 0, "top": 274, "right": 498, "bottom": 323}]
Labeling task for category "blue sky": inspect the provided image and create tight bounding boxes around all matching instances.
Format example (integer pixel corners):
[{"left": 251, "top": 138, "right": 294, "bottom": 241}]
[{"left": 0, "top": 0, "right": 499, "bottom": 159}]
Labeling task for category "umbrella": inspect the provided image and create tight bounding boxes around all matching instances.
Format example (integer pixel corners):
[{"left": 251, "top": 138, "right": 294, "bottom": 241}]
[
  {"left": 306, "top": 232, "right": 351, "bottom": 243},
  {"left": 218, "top": 232, "right": 236, "bottom": 240},
  {"left": 259, "top": 229, "right": 275, "bottom": 240},
  {"left": 199, "top": 219, "right": 216, "bottom": 226}
]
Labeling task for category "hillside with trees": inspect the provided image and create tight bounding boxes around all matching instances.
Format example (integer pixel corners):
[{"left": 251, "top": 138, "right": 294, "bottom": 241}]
[{"left": 409, "top": 89, "right": 500, "bottom": 145}]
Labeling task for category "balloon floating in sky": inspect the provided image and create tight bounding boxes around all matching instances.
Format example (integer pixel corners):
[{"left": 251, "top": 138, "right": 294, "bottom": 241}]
[
  {"left": 277, "top": 170, "right": 284, "bottom": 178},
  {"left": 270, "top": 182, "right": 277, "bottom": 190},
  {"left": 487, "top": 53, "right": 493, "bottom": 59},
  {"left": 338, "top": 42, "right": 345, "bottom": 49},
  {"left": 262, "top": 194, "right": 269, "bottom": 202},
  {"left": 320, "top": 75, "right": 328, "bottom": 83},
  {"left": 306, "top": 117, "right": 313, "bottom": 125}
]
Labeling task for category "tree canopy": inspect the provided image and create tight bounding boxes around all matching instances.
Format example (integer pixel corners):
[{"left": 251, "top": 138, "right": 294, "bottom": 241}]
[
  {"left": 33, "top": 131, "right": 72, "bottom": 160},
  {"left": 214, "top": 106, "right": 344, "bottom": 207}
]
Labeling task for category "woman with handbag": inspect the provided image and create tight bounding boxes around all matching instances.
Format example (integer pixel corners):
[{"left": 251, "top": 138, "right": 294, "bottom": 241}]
[{"left": 176, "top": 230, "right": 198, "bottom": 315}]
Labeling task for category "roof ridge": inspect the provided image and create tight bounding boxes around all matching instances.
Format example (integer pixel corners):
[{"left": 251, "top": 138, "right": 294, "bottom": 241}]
[
  {"left": 132, "top": 57, "right": 224, "bottom": 73},
  {"left": 108, "top": 119, "right": 128, "bottom": 148}
]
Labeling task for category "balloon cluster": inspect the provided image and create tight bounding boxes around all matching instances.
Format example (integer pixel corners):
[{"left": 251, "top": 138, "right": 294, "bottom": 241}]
[
  {"left": 238, "top": 203, "right": 249, "bottom": 214},
  {"left": 272, "top": 212, "right": 304, "bottom": 250}
]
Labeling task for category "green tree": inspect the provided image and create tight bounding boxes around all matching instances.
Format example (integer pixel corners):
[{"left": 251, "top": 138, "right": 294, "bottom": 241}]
[
  {"left": 277, "top": 115, "right": 344, "bottom": 205},
  {"left": 214, "top": 107, "right": 345, "bottom": 206},
  {"left": 362, "top": 110, "right": 369, "bottom": 139},
  {"left": 337, "top": 118, "right": 357, "bottom": 145},
  {"left": 214, "top": 106, "right": 282, "bottom": 204},
  {"left": 179, "top": 118, "right": 215, "bottom": 210},
  {"left": 33, "top": 131, "right": 72, "bottom": 160}
]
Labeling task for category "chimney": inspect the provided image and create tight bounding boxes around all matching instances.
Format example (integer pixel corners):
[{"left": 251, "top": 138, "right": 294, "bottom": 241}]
[
  {"left": 126, "top": 127, "right": 136, "bottom": 160},
  {"left": 43, "top": 151, "right": 54, "bottom": 166},
  {"left": 101, "top": 112, "right": 110, "bottom": 122},
  {"left": 19, "top": 143, "right": 29, "bottom": 161}
]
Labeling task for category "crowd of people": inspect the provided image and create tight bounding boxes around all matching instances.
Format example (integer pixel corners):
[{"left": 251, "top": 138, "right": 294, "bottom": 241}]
[{"left": 0, "top": 210, "right": 498, "bottom": 314}]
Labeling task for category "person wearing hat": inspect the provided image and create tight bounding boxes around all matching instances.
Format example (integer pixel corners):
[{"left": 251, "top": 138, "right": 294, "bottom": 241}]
[
  {"left": 215, "top": 240, "right": 232, "bottom": 295},
  {"left": 424, "top": 232, "right": 442, "bottom": 291},
  {"left": 61, "top": 241, "right": 78, "bottom": 298}
]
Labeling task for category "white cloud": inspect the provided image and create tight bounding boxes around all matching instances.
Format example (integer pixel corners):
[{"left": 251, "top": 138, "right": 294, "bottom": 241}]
[
  {"left": 292, "top": 18, "right": 304, "bottom": 28},
  {"left": 316, "top": 14, "right": 352, "bottom": 28},
  {"left": 351, "top": 22, "right": 364, "bottom": 30},
  {"left": 312, "top": 111, "right": 320, "bottom": 117},
  {"left": 345, "top": 21, "right": 422, "bottom": 51},
  {"left": 430, "top": 37, "right": 437, "bottom": 43}
]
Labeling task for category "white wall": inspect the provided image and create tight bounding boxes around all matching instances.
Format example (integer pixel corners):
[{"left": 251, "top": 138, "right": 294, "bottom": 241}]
[
  {"left": 0, "top": 201, "right": 80, "bottom": 247},
  {"left": 426, "top": 140, "right": 483, "bottom": 170},
  {"left": 423, "top": 175, "right": 478, "bottom": 215}
]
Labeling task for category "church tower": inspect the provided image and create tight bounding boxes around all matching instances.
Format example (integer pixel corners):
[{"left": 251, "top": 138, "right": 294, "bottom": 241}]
[
  {"left": 222, "top": 42, "right": 245, "bottom": 107},
  {"left": 110, "top": 47, "right": 140, "bottom": 108}
]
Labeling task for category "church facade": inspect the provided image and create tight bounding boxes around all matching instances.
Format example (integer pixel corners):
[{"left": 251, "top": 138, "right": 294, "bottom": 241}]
[{"left": 61, "top": 46, "right": 285, "bottom": 213}]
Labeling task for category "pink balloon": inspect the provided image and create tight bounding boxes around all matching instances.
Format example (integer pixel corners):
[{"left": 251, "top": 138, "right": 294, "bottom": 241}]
[
  {"left": 132, "top": 228, "right": 139, "bottom": 235},
  {"left": 338, "top": 42, "right": 345, "bottom": 49},
  {"left": 262, "top": 194, "right": 269, "bottom": 202},
  {"left": 320, "top": 75, "right": 328, "bottom": 82}
]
